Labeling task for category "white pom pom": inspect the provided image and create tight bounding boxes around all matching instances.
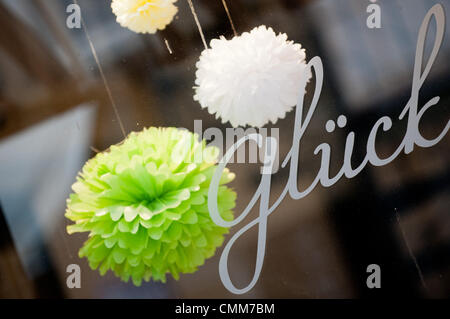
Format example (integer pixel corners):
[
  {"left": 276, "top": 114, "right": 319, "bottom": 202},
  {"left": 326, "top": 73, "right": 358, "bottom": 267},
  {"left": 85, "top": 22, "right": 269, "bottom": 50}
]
[
  {"left": 194, "top": 25, "right": 310, "bottom": 128},
  {"left": 111, "top": 0, "right": 178, "bottom": 34}
]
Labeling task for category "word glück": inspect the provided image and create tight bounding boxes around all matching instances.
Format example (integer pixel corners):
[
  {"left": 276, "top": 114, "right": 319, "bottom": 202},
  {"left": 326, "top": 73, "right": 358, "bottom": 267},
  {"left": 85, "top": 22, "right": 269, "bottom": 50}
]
[{"left": 208, "top": 4, "right": 449, "bottom": 295}]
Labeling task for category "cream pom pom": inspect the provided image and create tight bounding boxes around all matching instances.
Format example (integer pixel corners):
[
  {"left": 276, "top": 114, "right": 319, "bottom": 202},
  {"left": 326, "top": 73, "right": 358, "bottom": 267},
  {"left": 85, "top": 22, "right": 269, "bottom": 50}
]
[
  {"left": 194, "top": 25, "right": 310, "bottom": 128},
  {"left": 111, "top": 0, "right": 178, "bottom": 34}
]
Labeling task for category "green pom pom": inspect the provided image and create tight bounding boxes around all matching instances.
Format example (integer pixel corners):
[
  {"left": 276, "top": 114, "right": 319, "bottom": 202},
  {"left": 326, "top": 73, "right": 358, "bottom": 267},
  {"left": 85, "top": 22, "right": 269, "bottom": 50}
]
[{"left": 65, "top": 127, "right": 236, "bottom": 286}]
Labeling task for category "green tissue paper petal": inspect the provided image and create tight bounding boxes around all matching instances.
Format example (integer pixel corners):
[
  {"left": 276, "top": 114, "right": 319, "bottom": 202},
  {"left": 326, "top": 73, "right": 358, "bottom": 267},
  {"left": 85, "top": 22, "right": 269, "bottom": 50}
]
[{"left": 66, "top": 127, "right": 236, "bottom": 286}]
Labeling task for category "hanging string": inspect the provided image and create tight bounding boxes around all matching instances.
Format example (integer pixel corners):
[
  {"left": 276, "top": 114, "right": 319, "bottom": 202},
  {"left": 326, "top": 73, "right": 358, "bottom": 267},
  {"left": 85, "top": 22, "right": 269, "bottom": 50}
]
[
  {"left": 395, "top": 210, "right": 429, "bottom": 292},
  {"left": 73, "top": 0, "right": 127, "bottom": 139},
  {"left": 187, "top": 0, "right": 208, "bottom": 50},
  {"left": 164, "top": 38, "right": 173, "bottom": 55},
  {"left": 221, "top": 0, "right": 238, "bottom": 36}
]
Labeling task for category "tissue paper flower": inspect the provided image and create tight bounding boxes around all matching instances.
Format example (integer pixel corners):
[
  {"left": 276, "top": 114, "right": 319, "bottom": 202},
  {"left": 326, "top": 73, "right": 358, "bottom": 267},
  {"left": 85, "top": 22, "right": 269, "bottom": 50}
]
[
  {"left": 65, "top": 127, "right": 236, "bottom": 286},
  {"left": 194, "top": 25, "right": 311, "bottom": 128},
  {"left": 111, "top": 0, "right": 178, "bottom": 34}
]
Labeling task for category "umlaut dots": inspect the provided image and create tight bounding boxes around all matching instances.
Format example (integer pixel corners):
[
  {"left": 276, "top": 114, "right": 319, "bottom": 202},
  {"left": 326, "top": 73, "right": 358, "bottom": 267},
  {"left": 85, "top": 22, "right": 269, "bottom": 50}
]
[
  {"left": 325, "top": 120, "right": 336, "bottom": 133},
  {"left": 337, "top": 115, "right": 347, "bottom": 128}
]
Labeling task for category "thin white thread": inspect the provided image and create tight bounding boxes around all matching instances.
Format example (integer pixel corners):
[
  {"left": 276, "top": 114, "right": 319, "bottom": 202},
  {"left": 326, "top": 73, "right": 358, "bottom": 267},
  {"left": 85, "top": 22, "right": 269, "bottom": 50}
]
[
  {"left": 395, "top": 210, "right": 429, "bottom": 292},
  {"left": 187, "top": 0, "right": 208, "bottom": 50},
  {"left": 73, "top": 0, "right": 127, "bottom": 138},
  {"left": 221, "top": 0, "right": 237, "bottom": 36},
  {"left": 90, "top": 146, "right": 100, "bottom": 153},
  {"left": 164, "top": 38, "right": 173, "bottom": 54}
]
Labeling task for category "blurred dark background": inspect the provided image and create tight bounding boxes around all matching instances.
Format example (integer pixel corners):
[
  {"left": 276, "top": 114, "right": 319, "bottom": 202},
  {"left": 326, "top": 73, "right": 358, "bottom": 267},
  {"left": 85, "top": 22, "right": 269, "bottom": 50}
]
[{"left": 0, "top": 0, "right": 449, "bottom": 298}]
